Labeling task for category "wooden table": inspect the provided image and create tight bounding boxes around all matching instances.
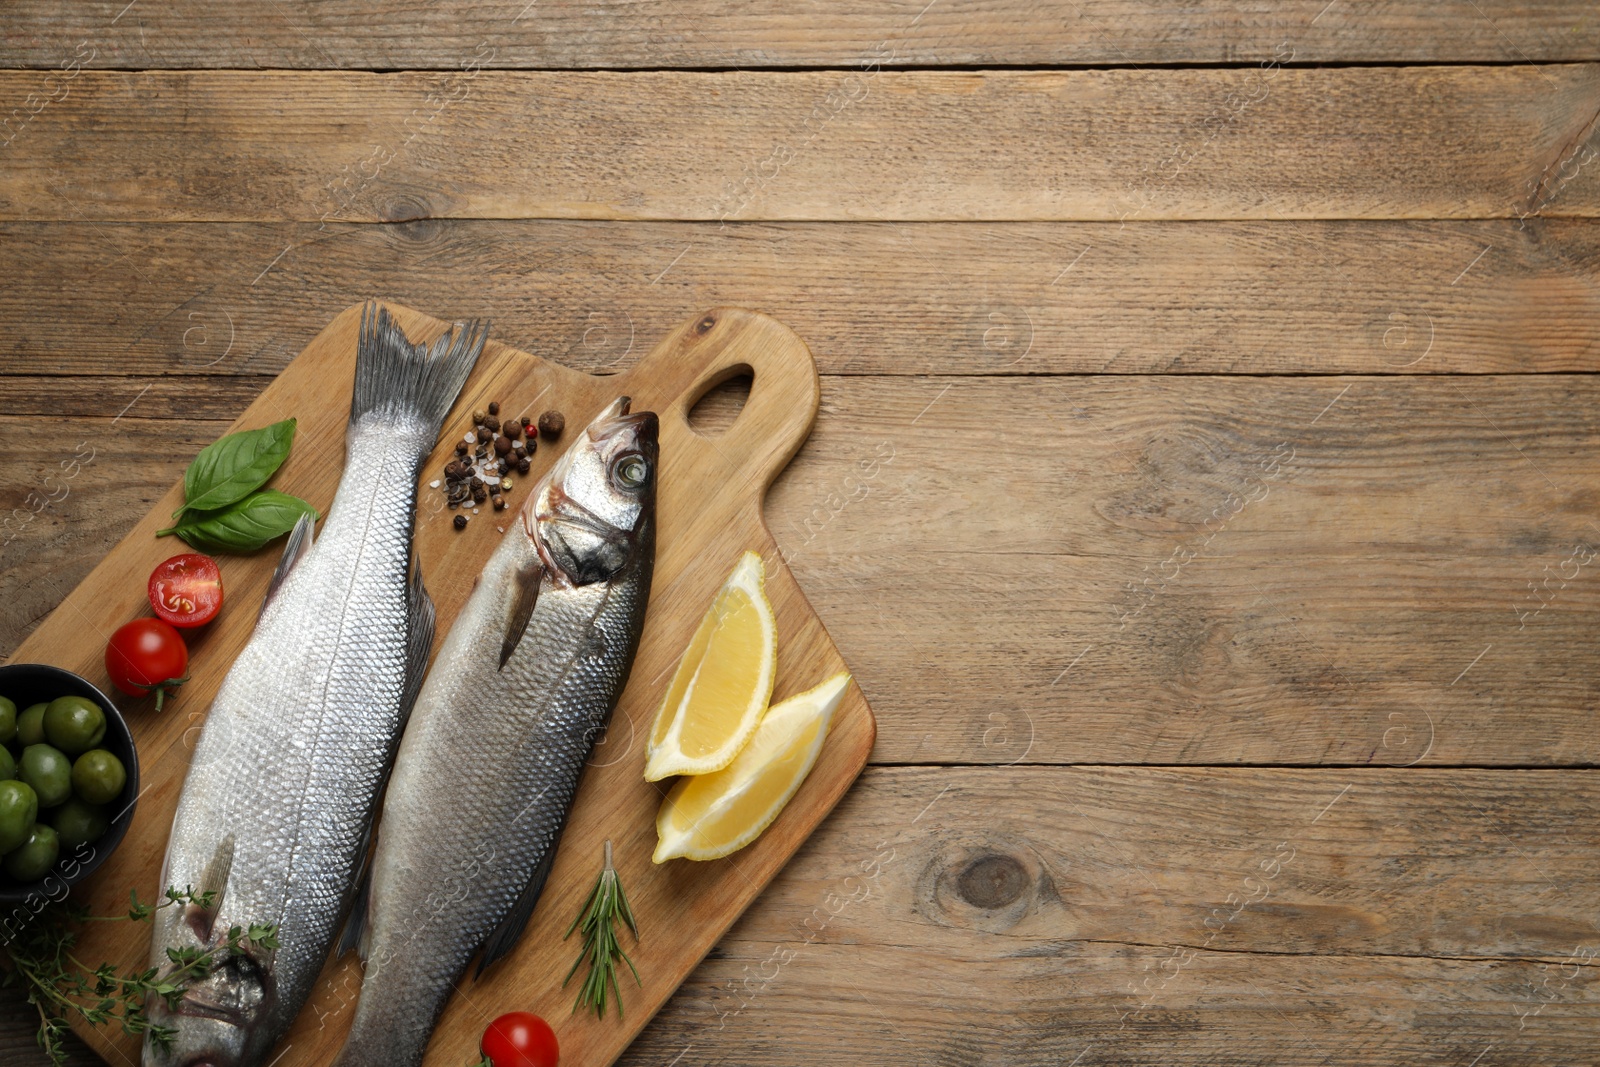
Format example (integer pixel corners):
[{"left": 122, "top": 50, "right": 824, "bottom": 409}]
[{"left": 2, "top": 4, "right": 1599, "bottom": 1064}]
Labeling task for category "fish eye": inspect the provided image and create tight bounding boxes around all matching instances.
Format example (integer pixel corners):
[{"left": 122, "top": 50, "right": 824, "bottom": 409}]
[{"left": 613, "top": 454, "right": 649, "bottom": 490}]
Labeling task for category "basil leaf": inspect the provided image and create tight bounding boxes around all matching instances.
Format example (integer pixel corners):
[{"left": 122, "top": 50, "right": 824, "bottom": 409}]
[
  {"left": 158, "top": 490, "right": 318, "bottom": 553},
  {"left": 176, "top": 418, "right": 297, "bottom": 518}
]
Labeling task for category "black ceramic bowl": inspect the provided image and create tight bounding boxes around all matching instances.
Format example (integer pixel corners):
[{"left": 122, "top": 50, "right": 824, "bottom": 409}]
[{"left": 0, "top": 663, "right": 139, "bottom": 908}]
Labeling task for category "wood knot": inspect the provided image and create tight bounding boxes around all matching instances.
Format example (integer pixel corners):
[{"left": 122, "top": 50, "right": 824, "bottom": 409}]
[
  {"left": 380, "top": 192, "right": 433, "bottom": 224},
  {"left": 695, "top": 314, "right": 717, "bottom": 334},
  {"left": 914, "top": 836, "right": 1053, "bottom": 933},
  {"left": 955, "top": 854, "right": 1028, "bottom": 909}
]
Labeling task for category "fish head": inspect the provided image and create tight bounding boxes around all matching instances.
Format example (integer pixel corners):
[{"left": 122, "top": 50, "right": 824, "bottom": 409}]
[
  {"left": 142, "top": 915, "right": 275, "bottom": 1067},
  {"left": 525, "top": 396, "right": 658, "bottom": 584}
]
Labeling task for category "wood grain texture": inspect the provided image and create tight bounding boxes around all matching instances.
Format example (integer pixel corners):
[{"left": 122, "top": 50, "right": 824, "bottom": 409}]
[
  {"left": 1, "top": 1, "right": 1597, "bottom": 69},
  {"left": 10, "top": 764, "right": 1600, "bottom": 1066},
  {"left": 630, "top": 765, "right": 1600, "bottom": 1066},
  {"left": 4, "top": 218, "right": 1600, "bottom": 377},
  {"left": 3, "top": 67, "right": 1598, "bottom": 222},
  {"left": 7, "top": 373, "right": 1600, "bottom": 768},
  {"left": 3, "top": 304, "right": 876, "bottom": 1067}
]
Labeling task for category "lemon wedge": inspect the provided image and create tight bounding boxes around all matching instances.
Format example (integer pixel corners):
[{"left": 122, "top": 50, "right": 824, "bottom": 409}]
[
  {"left": 654, "top": 672, "right": 850, "bottom": 862},
  {"left": 644, "top": 550, "right": 778, "bottom": 782}
]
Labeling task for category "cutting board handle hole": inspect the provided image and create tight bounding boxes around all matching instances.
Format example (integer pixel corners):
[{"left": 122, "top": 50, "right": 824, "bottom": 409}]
[{"left": 685, "top": 365, "right": 753, "bottom": 438}]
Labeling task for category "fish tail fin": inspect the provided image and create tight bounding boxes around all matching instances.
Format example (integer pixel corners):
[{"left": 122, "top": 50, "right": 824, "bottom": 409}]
[{"left": 350, "top": 301, "right": 489, "bottom": 435}]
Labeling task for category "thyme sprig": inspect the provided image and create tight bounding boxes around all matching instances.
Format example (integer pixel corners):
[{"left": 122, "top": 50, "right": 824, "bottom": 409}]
[
  {"left": 562, "top": 840, "right": 640, "bottom": 1020},
  {"left": 0, "top": 885, "right": 279, "bottom": 1066}
]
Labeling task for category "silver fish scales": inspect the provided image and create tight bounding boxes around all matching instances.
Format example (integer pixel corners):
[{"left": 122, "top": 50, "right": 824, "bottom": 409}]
[
  {"left": 143, "top": 305, "right": 487, "bottom": 1067},
  {"left": 333, "top": 397, "right": 658, "bottom": 1067}
]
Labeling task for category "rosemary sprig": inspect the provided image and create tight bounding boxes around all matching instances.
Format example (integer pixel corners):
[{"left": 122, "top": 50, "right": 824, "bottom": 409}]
[
  {"left": 562, "top": 840, "right": 640, "bottom": 1020},
  {"left": 0, "top": 885, "right": 278, "bottom": 1067}
]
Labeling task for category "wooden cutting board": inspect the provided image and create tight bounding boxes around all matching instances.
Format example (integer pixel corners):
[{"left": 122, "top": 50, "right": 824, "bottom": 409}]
[{"left": 8, "top": 303, "right": 876, "bottom": 1066}]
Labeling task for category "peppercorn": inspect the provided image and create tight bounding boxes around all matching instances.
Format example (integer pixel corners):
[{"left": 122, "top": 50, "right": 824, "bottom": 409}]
[
  {"left": 538, "top": 410, "right": 564, "bottom": 439},
  {"left": 494, "top": 435, "right": 512, "bottom": 456},
  {"left": 497, "top": 459, "right": 512, "bottom": 476},
  {"left": 453, "top": 514, "right": 468, "bottom": 530},
  {"left": 470, "top": 475, "right": 484, "bottom": 488},
  {"left": 445, "top": 460, "right": 466, "bottom": 480},
  {"left": 484, "top": 416, "right": 500, "bottom": 434},
  {"left": 488, "top": 401, "right": 500, "bottom": 416},
  {"left": 516, "top": 457, "right": 531, "bottom": 474},
  {"left": 472, "top": 409, "right": 486, "bottom": 425},
  {"left": 455, "top": 440, "right": 468, "bottom": 455},
  {"left": 504, "top": 421, "right": 522, "bottom": 441},
  {"left": 492, "top": 494, "right": 506, "bottom": 511},
  {"left": 472, "top": 485, "right": 488, "bottom": 504}
]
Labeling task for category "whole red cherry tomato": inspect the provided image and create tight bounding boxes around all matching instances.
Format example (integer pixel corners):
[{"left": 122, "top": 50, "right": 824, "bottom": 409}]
[
  {"left": 106, "top": 618, "right": 189, "bottom": 711},
  {"left": 148, "top": 553, "right": 224, "bottom": 628},
  {"left": 480, "top": 1011, "right": 559, "bottom": 1067}
]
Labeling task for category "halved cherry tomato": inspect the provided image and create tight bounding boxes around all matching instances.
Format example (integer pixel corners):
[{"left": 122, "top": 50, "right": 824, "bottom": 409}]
[
  {"left": 106, "top": 618, "right": 189, "bottom": 712},
  {"left": 480, "top": 1011, "right": 558, "bottom": 1067},
  {"left": 148, "top": 553, "right": 223, "bottom": 628}
]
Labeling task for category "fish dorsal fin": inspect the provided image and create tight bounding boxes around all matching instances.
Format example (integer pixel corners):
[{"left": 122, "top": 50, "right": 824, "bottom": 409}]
[
  {"left": 498, "top": 557, "right": 544, "bottom": 671},
  {"left": 336, "top": 820, "right": 377, "bottom": 962},
  {"left": 402, "top": 559, "right": 436, "bottom": 720},
  {"left": 260, "top": 513, "right": 315, "bottom": 620},
  {"left": 188, "top": 833, "right": 236, "bottom": 942},
  {"left": 476, "top": 829, "right": 565, "bottom": 976},
  {"left": 337, "top": 561, "right": 433, "bottom": 962}
]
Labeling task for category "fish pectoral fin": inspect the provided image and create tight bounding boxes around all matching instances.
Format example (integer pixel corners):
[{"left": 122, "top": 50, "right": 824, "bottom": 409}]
[
  {"left": 402, "top": 558, "right": 437, "bottom": 721},
  {"left": 498, "top": 557, "right": 545, "bottom": 671},
  {"left": 260, "top": 513, "right": 315, "bottom": 621},
  {"left": 187, "top": 833, "right": 236, "bottom": 943},
  {"left": 476, "top": 834, "right": 564, "bottom": 976}
]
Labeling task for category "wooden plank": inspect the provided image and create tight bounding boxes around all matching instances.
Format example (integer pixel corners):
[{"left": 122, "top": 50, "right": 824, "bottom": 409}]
[
  {"left": 1, "top": 2, "right": 1596, "bottom": 69},
  {"left": 9, "top": 764, "right": 1597, "bottom": 1065},
  {"left": 2, "top": 67, "right": 1597, "bottom": 222},
  {"left": 631, "top": 765, "right": 1600, "bottom": 1065},
  {"left": 7, "top": 373, "right": 1600, "bottom": 766},
  {"left": 5, "top": 303, "right": 876, "bottom": 1067},
  {"left": 3, "top": 219, "right": 1599, "bottom": 378}
]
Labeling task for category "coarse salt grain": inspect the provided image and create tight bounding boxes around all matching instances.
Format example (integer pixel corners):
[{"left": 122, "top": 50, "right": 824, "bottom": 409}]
[{"left": 428, "top": 479, "right": 440, "bottom": 488}]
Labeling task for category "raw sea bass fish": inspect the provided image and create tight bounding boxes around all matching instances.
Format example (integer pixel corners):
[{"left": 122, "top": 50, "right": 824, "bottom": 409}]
[
  {"left": 144, "top": 305, "right": 488, "bottom": 1067},
  {"left": 334, "top": 397, "right": 658, "bottom": 1067}
]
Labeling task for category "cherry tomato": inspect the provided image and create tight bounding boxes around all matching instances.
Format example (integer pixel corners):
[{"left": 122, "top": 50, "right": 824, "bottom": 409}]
[
  {"left": 480, "top": 1011, "right": 558, "bottom": 1067},
  {"left": 105, "top": 618, "right": 189, "bottom": 712},
  {"left": 148, "top": 553, "right": 224, "bottom": 628}
]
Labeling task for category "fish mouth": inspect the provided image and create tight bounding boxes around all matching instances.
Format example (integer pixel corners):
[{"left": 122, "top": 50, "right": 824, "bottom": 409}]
[{"left": 591, "top": 396, "right": 659, "bottom": 444}]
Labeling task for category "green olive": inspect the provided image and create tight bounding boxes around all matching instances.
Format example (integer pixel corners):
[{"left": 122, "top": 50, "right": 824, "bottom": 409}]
[
  {"left": 4, "top": 823, "right": 59, "bottom": 882},
  {"left": 71, "top": 749, "right": 126, "bottom": 806},
  {"left": 0, "top": 697, "right": 16, "bottom": 744},
  {"left": 51, "top": 799, "right": 110, "bottom": 850},
  {"left": 0, "top": 747, "right": 14, "bottom": 782},
  {"left": 43, "top": 696, "right": 106, "bottom": 756},
  {"left": 0, "top": 780, "right": 39, "bottom": 854},
  {"left": 19, "top": 745, "right": 72, "bottom": 808},
  {"left": 16, "top": 703, "right": 47, "bottom": 747}
]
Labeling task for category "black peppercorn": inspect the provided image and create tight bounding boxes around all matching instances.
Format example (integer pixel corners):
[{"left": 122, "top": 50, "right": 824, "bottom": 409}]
[
  {"left": 455, "top": 440, "right": 468, "bottom": 455},
  {"left": 484, "top": 416, "right": 500, "bottom": 434},
  {"left": 494, "top": 435, "right": 512, "bottom": 456},
  {"left": 538, "top": 410, "right": 564, "bottom": 439},
  {"left": 504, "top": 421, "right": 522, "bottom": 441},
  {"left": 516, "top": 457, "right": 531, "bottom": 474},
  {"left": 488, "top": 401, "right": 500, "bottom": 416},
  {"left": 453, "top": 514, "right": 468, "bottom": 530},
  {"left": 492, "top": 494, "right": 506, "bottom": 511}
]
